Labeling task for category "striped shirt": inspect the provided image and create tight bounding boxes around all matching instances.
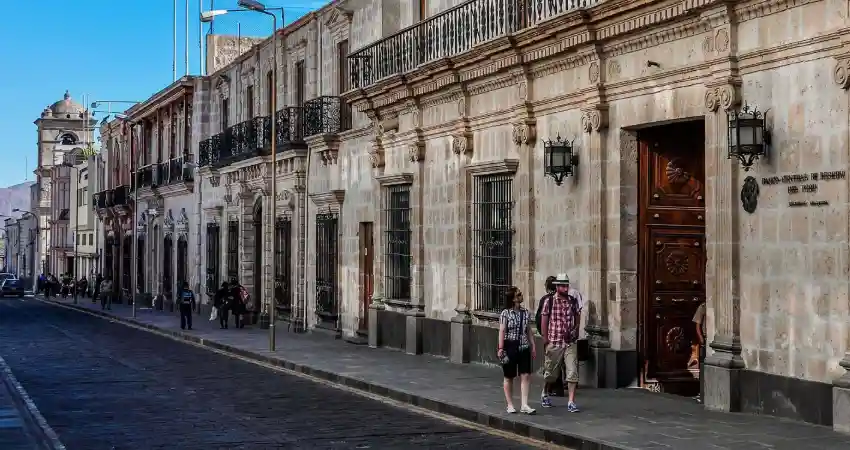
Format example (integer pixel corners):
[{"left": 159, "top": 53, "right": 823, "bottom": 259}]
[{"left": 500, "top": 307, "right": 531, "bottom": 349}]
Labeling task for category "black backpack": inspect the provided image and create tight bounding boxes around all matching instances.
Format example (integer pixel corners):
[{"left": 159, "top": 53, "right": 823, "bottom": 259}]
[{"left": 535, "top": 293, "right": 553, "bottom": 335}]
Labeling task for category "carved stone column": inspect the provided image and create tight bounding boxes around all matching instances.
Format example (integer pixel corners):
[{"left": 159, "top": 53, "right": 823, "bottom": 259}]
[
  {"left": 832, "top": 55, "right": 850, "bottom": 434},
  {"left": 580, "top": 104, "right": 613, "bottom": 388},
  {"left": 702, "top": 82, "right": 744, "bottom": 412}
]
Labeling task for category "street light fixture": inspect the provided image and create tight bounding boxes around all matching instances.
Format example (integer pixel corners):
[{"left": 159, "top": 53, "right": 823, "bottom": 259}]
[
  {"left": 238, "top": 0, "right": 267, "bottom": 11},
  {"left": 200, "top": 10, "right": 229, "bottom": 22}
]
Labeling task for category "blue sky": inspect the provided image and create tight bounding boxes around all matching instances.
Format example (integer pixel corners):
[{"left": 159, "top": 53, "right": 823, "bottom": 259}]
[{"left": 0, "top": 0, "right": 322, "bottom": 188}]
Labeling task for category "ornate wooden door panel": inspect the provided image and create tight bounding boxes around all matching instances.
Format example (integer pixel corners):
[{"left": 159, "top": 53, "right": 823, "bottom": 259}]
[{"left": 638, "top": 121, "right": 706, "bottom": 387}]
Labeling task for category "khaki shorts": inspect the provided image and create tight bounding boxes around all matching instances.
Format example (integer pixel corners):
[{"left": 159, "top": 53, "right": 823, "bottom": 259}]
[{"left": 543, "top": 344, "right": 579, "bottom": 384}]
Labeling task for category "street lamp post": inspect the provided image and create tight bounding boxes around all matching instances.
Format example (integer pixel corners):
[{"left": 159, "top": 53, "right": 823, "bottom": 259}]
[
  {"left": 57, "top": 162, "right": 83, "bottom": 305},
  {"left": 202, "top": 0, "right": 282, "bottom": 351}
]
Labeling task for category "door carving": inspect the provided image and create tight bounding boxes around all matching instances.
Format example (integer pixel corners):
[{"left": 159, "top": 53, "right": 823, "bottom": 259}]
[{"left": 638, "top": 121, "right": 706, "bottom": 392}]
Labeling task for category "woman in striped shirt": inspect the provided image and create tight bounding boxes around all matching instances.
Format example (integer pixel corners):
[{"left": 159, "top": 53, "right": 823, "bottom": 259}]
[{"left": 498, "top": 286, "right": 536, "bottom": 415}]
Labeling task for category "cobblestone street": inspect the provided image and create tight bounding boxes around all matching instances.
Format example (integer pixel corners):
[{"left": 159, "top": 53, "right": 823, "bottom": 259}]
[{"left": 0, "top": 298, "right": 540, "bottom": 450}]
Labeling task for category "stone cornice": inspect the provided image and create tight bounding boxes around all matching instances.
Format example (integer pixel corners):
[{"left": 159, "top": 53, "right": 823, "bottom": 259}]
[
  {"left": 465, "top": 159, "right": 519, "bottom": 176},
  {"left": 375, "top": 173, "right": 414, "bottom": 186},
  {"left": 346, "top": 0, "right": 815, "bottom": 117},
  {"left": 309, "top": 190, "right": 346, "bottom": 212}
]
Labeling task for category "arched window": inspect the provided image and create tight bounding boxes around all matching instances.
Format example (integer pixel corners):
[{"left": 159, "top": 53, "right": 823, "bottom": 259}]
[{"left": 60, "top": 133, "right": 77, "bottom": 145}]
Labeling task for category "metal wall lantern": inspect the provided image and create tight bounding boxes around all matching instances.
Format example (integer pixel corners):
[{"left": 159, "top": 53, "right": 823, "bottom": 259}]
[
  {"left": 728, "top": 104, "right": 771, "bottom": 171},
  {"left": 543, "top": 135, "right": 578, "bottom": 186}
]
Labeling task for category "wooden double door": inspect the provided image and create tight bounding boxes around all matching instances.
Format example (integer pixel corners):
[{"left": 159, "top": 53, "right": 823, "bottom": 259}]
[{"left": 638, "top": 120, "right": 706, "bottom": 394}]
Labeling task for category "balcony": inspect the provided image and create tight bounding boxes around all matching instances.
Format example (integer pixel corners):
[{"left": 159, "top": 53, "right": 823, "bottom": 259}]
[
  {"left": 198, "top": 109, "right": 306, "bottom": 169},
  {"left": 93, "top": 190, "right": 108, "bottom": 210},
  {"left": 137, "top": 164, "right": 154, "bottom": 190},
  {"left": 274, "top": 107, "right": 306, "bottom": 149},
  {"left": 348, "top": 0, "right": 602, "bottom": 90},
  {"left": 303, "top": 97, "right": 352, "bottom": 137},
  {"left": 111, "top": 185, "right": 129, "bottom": 207}
]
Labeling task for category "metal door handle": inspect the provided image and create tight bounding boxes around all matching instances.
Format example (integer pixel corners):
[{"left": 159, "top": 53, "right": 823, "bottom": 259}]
[
  {"left": 694, "top": 242, "right": 700, "bottom": 247},
  {"left": 672, "top": 298, "right": 685, "bottom": 302},
  {"left": 653, "top": 194, "right": 660, "bottom": 199},
  {"left": 655, "top": 280, "right": 661, "bottom": 285},
  {"left": 655, "top": 241, "right": 662, "bottom": 246},
  {"left": 692, "top": 280, "right": 699, "bottom": 285},
  {"left": 697, "top": 215, "right": 703, "bottom": 221},
  {"left": 697, "top": 195, "right": 703, "bottom": 201},
  {"left": 653, "top": 213, "right": 660, "bottom": 219},
  {"left": 655, "top": 297, "right": 660, "bottom": 301},
  {"left": 655, "top": 313, "right": 661, "bottom": 319}
]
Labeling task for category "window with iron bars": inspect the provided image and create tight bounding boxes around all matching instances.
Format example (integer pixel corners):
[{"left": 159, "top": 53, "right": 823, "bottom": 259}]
[
  {"left": 315, "top": 210, "right": 338, "bottom": 325},
  {"left": 205, "top": 223, "right": 220, "bottom": 294},
  {"left": 471, "top": 174, "right": 514, "bottom": 313},
  {"left": 163, "top": 235, "right": 173, "bottom": 299},
  {"left": 383, "top": 184, "right": 411, "bottom": 300},
  {"left": 121, "top": 236, "right": 131, "bottom": 296},
  {"left": 275, "top": 215, "right": 292, "bottom": 316},
  {"left": 226, "top": 220, "right": 239, "bottom": 282}
]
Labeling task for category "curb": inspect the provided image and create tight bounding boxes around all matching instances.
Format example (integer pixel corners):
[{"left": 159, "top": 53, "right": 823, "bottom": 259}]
[
  {"left": 38, "top": 297, "right": 627, "bottom": 450},
  {"left": 0, "top": 356, "right": 66, "bottom": 450}
]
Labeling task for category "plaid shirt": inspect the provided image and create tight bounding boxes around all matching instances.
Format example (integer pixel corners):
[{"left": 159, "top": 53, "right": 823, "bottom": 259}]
[
  {"left": 542, "top": 293, "right": 580, "bottom": 345},
  {"left": 500, "top": 307, "right": 530, "bottom": 349}
]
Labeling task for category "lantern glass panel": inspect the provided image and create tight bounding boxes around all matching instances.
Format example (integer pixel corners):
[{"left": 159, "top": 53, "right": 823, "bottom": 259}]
[
  {"left": 754, "top": 122, "right": 763, "bottom": 145},
  {"left": 739, "top": 121, "right": 755, "bottom": 146},
  {"left": 553, "top": 147, "right": 567, "bottom": 168}
]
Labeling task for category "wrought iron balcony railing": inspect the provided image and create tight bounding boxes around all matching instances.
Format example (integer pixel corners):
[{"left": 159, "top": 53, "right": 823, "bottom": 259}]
[
  {"left": 275, "top": 107, "right": 306, "bottom": 149},
  {"left": 303, "top": 96, "right": 352, "bottom": 137},
  {"left": 155, "top": 161, "right": 169, "bottom": 186},
  {"left": 167, "top": 153, "right": 194, "bottom": 183},
  {"left": 112, "top": 185, "right": 129, "bottom": 206},
  {"left": 93, "top": 190, "right": 108, "bottom": 210},
  {"left": 137, "top": 165, "right": 154, "bottom": 189},
  {"left": 348, "top": 0, "right": 602, "bottom": 90}
]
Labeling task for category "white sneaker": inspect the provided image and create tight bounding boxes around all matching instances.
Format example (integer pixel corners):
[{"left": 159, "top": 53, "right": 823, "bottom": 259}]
[
  {"left": 506, "top": 405, "right": 517, "bottom": 413},
  {"left": 520, "top": 405, "right": 536, "bottom": 415}
]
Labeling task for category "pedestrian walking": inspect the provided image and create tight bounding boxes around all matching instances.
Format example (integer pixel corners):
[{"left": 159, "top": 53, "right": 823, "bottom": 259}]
[
  {"left": 100, "top": 276, "right": 113, "bottom": 310},
  {"left": 498, "top": 286, "right": 536, "bottom": 415},
  {"left": 535, "top": 276, "right": 565, "bottom": 397},
  {"left": 228, "top": 280, "right": 245, "bottom": 329},
  {"left": 539, "top": 273, "right": 582, "bottom": 412},
  {"left": 692, "top": 301, "right": 706, "bottom": 403},
  {"left": 214, "top": 282, "right": 230, "bottom": 329},
  {"left": 178, "top": 282, "right": 196, "bottom": 330}
]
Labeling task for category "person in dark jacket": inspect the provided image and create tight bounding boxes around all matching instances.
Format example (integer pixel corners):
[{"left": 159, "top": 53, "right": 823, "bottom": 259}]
[
  {"left": 228, "top": 280, "right": 245, "bottom": 329},
  {"left": 178, "top": 282, "right": 196, "bottom": 330},
  {"left": 213, "top": 282, "right": 230, "bottom": 329},
  {"left": 92, "top": 273, "right": 102, "bottom": 303}
]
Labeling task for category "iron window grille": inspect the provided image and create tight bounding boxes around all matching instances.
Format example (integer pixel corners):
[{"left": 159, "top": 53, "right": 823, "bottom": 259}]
[
  {"left": 315, "top": 210, "right": 339, "bottom": 326},
  {"left": 205, "top": 223, "right": 221, "bottom": 294},
  {"left": 104, "top": 237, "right": 114, "bottom": 277},
  {"left": 472, "top": 174, "right": 514, "bottom": 313},
  {"left": 383, "top": 185, "right": 412, "bottom": 300},
  {"left": 226, "top": 220, "right": 239, "bottom": 282},
  {"left": 163, "top": 235, "right": 173, "bottom": 299},
  {"left": 275, "top": 215, "right": 293, "bottom": 316},
  {"left": 177, "top": 236, "right": 188, "bottom": 286}
]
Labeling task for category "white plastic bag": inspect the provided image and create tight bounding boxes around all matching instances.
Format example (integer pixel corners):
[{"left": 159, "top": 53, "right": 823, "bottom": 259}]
[{"left": 209, "top": 307, "right": 218, "bottom": 321}]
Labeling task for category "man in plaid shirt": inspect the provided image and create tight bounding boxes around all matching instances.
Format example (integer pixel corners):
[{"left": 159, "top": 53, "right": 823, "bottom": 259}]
[{"left": 539, "top": 273, "right": 582, "bottom": 412}]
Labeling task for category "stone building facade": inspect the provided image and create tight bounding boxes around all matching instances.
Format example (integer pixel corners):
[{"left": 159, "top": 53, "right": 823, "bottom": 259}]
[
  {"left": 96, "top": 118, "right": 134, "bottom": 300},
  {"left": 34, "top": 91, "right": 96, "bottom": 276},
  {"left": 98, "top": 0, "right": 850, "bottom": 432},
  {"left": 329, "top": 0, "right": 850, "bottom": 432},
  {"left": 70, "top": 153, "right": 105, "bottom": 281},
  {"left": 124, "top": 78, "right": 198, "bottom": 309}
]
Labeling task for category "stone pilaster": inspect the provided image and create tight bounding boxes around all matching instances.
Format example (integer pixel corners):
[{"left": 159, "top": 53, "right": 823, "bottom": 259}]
[
  {"left": 833, "top": 55, "right": 850, "bottom": 434},
  {"left": 703, "top": 82, "right": 744, "bottom": 412},
  {"left": 290, "top": 186, "right": 307, "bottom": 332},
  {"left": 407, "top": 141, "right": 426, "bottom": 356},
  {"left": 239, "top": 190, "right": 258, "bottom": 321},
  {"left": 367, "top": 138, "right": 386, "bottom": 348},
  {"left": 580, "top": 104, "right": 613, "bottom": 387}
]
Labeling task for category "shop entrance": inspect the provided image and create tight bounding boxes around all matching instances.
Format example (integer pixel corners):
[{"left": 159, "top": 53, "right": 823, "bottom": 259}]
[{"left": 637, "top": 119, "right": 706, "bottom": 396}]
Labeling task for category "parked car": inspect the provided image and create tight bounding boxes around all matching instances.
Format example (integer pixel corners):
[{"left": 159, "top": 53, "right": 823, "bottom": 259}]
[{"left": 0, "top": 278, "right": 25, "bottom": 297}]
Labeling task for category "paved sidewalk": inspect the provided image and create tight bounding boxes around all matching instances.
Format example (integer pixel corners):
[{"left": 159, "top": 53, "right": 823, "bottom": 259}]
[{"left": 40, "top": 296, "right": 850, "bottom": 450}]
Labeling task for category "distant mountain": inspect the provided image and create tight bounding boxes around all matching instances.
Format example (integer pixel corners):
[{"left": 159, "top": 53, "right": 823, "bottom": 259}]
[{"left": 0, "top": 181, "right": 34, "bottom": 218}]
